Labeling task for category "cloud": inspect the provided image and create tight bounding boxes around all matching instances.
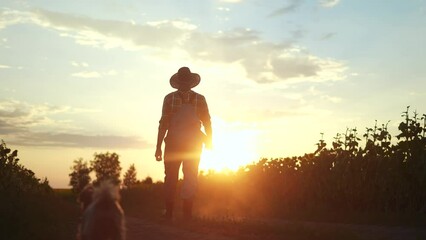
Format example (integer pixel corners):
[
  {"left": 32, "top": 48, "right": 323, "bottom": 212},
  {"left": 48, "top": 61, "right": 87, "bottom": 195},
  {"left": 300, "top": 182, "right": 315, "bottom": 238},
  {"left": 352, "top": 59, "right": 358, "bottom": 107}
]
[
  {"left": 0, "top": 119, "right": 26, "bottom": 134},
  {"left": 319, "top": 0, "right": 340, "bottom": 8},
  {"left": 146, "top": 19, "right": 197, "bottom": 30},
  {"left": 268, "top": 0, "right": 303, "bottom": 17},
  {"left": 29, "top": 9, "right": 191, "bottom": 50},
  {"left": 9, "top": 132, "right": 151, "bottom": 149},
  {"left": 0, "top": 9, "right": 29, "bottom": 29},
  {"left": 291, "top": 29, "right": 305, "bottom": 39},
  {"left": 0, "top": 99, "right": 151, "bottom": 149},
  {"left": 0, "top": 99, "right": 100, "bottom": 134},
  {"left": 69, "top": 61, "right": 117, "bottom": 78},
  {"left": 0, "top": 8, "right": 347, "bottom": 84},
  {"left": 219, "top": 0, "right": 243, "bottom": 3},
  {"left": 71, "top": 71, "right": 102, "bottom": 78},
  {"left": 307, "top": 86, "right": 342, "bottom": 103},
  {"left": 71, "top": 61, "right": 89, "bottom": 67},
  {"left": 217, "top": 7, "right": 231, "bottom": 12},
  {"left": 0, "top": 37, "right": 9, "bottom": 48},
  {"left": 321, "top": 95, "right": 341, "bottom": 103},
  {"left": 185, "top": 29, "right": 346, "bottom": 83},
  {"left": 271, "top": 56, "right": 320, "bottom": 79},
  {"left": 320, "top": 32, "right": 336, "bottom": 40},
  {"left": 0, "top": 99, "right": 68, "bottom": 129},
  {"left": 71, "top": 69, "right": 117, "bottom": 78}
]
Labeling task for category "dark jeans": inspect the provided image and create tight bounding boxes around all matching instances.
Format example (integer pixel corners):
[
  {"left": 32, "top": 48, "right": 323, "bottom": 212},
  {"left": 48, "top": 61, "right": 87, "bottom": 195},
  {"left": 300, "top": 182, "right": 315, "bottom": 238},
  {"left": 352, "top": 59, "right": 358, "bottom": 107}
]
[{"left": 163, "top": 146, "right": 201, "bottom": 202}]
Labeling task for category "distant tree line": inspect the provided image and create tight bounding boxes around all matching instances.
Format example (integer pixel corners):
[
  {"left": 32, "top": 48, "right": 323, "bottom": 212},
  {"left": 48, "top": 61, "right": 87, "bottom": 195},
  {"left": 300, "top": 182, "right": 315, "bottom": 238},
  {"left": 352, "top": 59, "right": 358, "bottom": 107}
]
[{"left": 69, "top": 152, "right": 153, "bottom": 194}]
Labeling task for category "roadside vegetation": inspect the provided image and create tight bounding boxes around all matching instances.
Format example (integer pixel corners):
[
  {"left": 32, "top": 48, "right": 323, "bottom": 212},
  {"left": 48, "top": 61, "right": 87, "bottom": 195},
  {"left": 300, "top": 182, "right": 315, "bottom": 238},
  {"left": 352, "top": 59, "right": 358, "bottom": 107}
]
[{"left": 0, "top": 141, "right": 79, "bottom": 240}]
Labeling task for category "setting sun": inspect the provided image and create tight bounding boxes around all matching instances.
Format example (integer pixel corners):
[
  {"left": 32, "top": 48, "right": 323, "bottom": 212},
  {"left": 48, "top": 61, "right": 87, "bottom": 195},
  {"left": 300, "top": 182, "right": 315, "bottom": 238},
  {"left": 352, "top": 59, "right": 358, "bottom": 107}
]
[{"left": 200, "top": 117, "right": 259, "bottom": 172}]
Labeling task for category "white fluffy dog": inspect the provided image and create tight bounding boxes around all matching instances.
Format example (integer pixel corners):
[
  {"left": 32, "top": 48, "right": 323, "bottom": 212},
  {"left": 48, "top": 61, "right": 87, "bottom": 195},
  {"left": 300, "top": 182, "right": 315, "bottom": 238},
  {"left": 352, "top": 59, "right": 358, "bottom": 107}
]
[{"left": 78, "top": 181, "right": 125, "bottom": 240}]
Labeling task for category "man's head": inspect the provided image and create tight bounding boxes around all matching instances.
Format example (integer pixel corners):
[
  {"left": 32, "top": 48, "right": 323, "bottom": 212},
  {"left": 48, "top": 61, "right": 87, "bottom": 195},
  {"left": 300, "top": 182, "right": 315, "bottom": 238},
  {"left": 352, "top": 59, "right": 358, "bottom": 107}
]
[{"left": 170, "top": 67, "right": 200, "bottom": 91}]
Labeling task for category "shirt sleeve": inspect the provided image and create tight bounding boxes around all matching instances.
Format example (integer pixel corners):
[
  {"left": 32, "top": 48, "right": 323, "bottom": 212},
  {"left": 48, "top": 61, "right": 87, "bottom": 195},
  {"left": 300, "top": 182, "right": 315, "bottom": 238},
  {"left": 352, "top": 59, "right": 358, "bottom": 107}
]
[
  {"left": 198, "top": 95, "right": 212, "bottom": 137},
  {"left": 159, "top": 94, "right": 172, "bottom": 131}
]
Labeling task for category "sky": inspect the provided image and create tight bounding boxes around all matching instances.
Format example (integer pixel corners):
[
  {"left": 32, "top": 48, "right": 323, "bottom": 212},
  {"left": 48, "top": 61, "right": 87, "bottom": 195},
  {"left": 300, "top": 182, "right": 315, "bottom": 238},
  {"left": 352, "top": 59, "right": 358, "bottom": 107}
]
[{"left": 1, "top": 0, "right": 425, "bottom": 188}]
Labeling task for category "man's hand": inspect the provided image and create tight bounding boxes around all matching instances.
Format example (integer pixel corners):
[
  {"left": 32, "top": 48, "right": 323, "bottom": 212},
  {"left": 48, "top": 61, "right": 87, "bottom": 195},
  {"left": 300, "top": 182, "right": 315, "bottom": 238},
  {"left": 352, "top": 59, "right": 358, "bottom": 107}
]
[{"left": 155, "top": 148, "right": 163, "bottom": 161}]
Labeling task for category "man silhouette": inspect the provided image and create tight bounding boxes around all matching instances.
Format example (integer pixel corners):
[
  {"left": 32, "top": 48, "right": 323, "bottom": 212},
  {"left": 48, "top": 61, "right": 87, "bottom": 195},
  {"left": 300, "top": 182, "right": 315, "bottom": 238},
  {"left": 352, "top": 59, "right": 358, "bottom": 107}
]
[{"left": 155, "top": 66, "right": 212, "bottom": 221}]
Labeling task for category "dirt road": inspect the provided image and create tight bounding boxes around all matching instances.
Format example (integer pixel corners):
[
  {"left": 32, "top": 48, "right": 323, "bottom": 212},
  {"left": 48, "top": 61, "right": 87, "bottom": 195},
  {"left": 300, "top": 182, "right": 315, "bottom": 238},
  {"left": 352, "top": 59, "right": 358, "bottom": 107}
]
[
  {"left": 125, "top": 216, "right": 426, "bottom": 240},
  {"left": 126, "top": 217, "right": 232, "bottom": 240}
]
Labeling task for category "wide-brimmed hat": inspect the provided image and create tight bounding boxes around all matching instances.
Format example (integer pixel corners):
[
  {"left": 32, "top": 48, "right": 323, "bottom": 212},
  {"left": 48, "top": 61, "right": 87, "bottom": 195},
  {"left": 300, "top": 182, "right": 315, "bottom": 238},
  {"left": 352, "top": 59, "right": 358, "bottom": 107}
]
[{"left": 170, "top": 67, "right": 201, "bottom": 89}]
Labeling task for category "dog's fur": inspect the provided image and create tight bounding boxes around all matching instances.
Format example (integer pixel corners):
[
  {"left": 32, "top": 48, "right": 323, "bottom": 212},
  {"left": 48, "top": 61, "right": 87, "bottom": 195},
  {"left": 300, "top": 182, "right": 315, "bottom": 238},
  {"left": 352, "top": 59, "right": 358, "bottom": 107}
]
[
  {"left": 78, "top": 181, "right": 125, "bottom": 240},
  {"left": 79, "top": 184, "right": 94, "bottom": 212}
]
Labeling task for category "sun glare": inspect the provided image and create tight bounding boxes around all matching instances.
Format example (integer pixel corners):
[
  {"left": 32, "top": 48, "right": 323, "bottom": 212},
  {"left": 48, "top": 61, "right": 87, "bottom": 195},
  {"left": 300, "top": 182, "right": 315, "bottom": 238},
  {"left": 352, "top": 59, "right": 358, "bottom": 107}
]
[{"left": 200, "top": 117, "right": 259, "bottom": 172}]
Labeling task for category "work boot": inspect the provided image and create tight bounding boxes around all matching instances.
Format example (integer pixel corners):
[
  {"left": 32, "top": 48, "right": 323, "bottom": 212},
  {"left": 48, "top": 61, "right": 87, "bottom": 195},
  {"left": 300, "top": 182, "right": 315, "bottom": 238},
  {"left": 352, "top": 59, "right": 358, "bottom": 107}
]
[
  {"left": 183, "top": 199, "right": 193, "bottom": 221},
  {"left": 161, "top": 200, "right": 174, "bottom": 222}
]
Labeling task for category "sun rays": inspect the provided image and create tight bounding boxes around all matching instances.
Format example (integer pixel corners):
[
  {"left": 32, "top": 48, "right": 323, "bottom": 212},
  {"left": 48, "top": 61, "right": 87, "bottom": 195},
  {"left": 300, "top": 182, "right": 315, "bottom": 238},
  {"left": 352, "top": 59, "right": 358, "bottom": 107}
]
[{"left": 200, "top": 117, "right": 259, "bottom": 172}]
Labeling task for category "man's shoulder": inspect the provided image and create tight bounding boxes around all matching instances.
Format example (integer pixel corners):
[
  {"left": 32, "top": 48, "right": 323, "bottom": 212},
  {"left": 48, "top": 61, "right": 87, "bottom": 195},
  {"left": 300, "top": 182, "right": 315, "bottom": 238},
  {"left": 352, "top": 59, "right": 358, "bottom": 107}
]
[
  {"left": 191, "top": 90, "right": 206, "bottom": 99},
  {"left": 164, "top": 91, "right": 179, "bottom": 99},
  {"left": 164, "top": 90, "right": 206, "bottom": 101}
]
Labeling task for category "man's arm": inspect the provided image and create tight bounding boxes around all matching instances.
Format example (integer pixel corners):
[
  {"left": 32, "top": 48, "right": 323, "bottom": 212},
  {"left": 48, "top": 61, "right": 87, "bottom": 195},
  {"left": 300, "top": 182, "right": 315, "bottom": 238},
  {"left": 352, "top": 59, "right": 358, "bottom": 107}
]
[
  {"left": 155, "top": 95, "right": 170, "bottom": 161},
  {"left": 155, "top": 128, "right": 167, "bottom": 161},
  {"left": 199, "top": 95, "right": 212, "bottom": 149}
]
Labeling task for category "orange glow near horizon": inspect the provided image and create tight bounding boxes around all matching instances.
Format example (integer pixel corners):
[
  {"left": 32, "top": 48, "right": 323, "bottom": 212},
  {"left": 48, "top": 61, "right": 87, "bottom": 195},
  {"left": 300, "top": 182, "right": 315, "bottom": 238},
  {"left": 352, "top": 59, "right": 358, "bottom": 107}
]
[{"left": 199, "top": 118, "right": 259, "bottom": 172}]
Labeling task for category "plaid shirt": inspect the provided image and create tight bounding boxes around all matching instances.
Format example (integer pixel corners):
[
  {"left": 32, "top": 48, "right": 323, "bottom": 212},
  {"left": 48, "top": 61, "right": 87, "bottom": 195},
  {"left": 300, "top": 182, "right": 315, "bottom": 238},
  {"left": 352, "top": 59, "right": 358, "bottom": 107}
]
[{"left": 158, "top": 90, "right": 212, "bottom": 136}]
